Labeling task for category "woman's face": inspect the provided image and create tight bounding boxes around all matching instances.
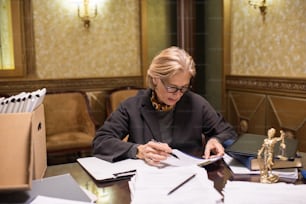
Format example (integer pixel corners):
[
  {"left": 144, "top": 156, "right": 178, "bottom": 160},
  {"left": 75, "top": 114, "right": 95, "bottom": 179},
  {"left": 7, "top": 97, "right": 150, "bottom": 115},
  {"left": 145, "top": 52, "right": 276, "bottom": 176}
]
[{"left": 154, "top": 71, "right": 191, "bottom": 106}]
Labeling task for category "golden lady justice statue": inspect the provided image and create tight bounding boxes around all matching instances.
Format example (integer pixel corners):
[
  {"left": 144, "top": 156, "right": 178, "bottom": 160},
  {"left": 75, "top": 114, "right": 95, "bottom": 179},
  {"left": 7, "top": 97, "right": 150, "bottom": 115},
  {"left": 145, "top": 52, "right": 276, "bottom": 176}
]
[{"left": 257, "top": 128, "right": 287, "bottom": 183}]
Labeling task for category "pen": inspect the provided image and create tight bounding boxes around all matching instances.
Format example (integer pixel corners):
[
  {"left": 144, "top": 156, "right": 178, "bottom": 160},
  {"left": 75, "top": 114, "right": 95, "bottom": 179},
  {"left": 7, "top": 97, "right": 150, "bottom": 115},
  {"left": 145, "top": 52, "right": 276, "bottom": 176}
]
[
  {"left": 167, "top": 173, "right": 196, "bottom": 195},
  {"left": 113, "top": 169, "right": 136, "bottom": 177},
  {"left": 169, "top": 152, "right": 179, "bottom": 159},
  {"left": 151, "top": 139, "right": 179, "bottom": 159}
]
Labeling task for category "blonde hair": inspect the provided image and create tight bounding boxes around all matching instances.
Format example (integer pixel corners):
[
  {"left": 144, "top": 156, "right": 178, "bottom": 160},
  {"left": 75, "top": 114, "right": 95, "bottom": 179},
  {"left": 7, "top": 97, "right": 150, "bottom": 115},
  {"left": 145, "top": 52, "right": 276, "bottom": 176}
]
[{"left": 146, "top": 46, "right": 196, "bottom": 89}]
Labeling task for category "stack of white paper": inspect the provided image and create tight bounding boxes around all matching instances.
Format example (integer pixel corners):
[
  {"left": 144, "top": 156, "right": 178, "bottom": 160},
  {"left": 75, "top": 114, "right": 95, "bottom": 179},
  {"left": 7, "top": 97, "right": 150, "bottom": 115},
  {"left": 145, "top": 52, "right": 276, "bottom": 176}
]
[
  {"left": 129, "top": 166, "right": 222, "bottom": 204},
  {"left": 223, "top": 153, "right": 298, "bottom": 180},
  {"left": 223, "top": 181, "right": 306, "bottom": 204}
]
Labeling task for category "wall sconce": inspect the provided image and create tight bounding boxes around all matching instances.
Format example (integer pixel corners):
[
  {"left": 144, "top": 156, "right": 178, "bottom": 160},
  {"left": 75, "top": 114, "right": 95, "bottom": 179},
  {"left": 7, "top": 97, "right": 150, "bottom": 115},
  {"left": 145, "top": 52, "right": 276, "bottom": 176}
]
[
  {"left": 78, "top": 0, "right": 98, "bottom": 28},
  {"left": 248, "top": 0, "right": 267, "bottom": 22}
]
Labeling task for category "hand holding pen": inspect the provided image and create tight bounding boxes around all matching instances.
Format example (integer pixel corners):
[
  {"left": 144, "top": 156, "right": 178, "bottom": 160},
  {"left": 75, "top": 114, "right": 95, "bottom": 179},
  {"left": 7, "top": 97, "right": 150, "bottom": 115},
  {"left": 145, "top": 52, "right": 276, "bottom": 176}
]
[
  {"left": 151, "top": 139, "right": 180, "bottom": 159},
  {"left": 136, "top": 139, "right": 178, "bottom": 166}
]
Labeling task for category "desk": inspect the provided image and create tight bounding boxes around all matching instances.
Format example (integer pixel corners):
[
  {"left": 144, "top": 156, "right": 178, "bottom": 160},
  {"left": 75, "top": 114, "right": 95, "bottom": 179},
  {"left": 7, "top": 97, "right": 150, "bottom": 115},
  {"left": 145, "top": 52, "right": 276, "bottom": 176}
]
[
  {"left": 44, "top": 162, "right": 130, "bottom": 204},
  {"left": 44, "top": 162, "right": 131, "bottom": 204},
  {"left": 44, "top": 156, "right": 306, "bottom": 204},
  {"left": 44, "top": 161, "right": 232, "bottom": 203}
]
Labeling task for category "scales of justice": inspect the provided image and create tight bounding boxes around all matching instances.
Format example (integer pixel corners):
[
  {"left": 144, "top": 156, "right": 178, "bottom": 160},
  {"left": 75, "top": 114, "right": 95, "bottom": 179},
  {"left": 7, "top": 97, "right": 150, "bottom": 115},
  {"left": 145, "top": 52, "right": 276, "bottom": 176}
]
[{"left": 257, "top": 128, "right": 287, "bottom": 183}]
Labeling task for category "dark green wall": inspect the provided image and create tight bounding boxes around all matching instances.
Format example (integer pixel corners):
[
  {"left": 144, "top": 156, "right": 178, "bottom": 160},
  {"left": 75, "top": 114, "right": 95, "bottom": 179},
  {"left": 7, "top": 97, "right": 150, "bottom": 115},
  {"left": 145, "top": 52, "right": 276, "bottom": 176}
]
[
  {"left": 204, "top": 0, "right": 222, "bottom": 111},
  {"left": 145, "top": 0, "right": 223, "bottom": 111}
]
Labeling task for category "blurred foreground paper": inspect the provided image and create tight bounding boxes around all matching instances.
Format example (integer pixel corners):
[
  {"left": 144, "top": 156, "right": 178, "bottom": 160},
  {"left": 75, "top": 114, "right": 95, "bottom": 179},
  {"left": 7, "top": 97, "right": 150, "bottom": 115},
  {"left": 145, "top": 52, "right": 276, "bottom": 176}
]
[{"left": 129, "top": 166, "right": 222, "bottom": 204}]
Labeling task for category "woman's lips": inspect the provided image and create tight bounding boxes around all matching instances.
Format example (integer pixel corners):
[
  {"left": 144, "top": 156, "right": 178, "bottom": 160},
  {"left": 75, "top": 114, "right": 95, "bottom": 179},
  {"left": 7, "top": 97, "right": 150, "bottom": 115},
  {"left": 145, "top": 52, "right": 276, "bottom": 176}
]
[{"left": 167, "top": 97, "right": 178, "bottom": 104}]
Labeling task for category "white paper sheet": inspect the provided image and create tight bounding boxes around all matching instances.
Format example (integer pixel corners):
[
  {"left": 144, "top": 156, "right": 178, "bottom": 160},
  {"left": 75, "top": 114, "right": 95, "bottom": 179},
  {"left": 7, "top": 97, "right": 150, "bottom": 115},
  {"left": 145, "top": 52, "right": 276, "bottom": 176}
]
[
  {"left": 30, "top": 195, "right": 93, "bottom": 204},
  {"left": 129, "top": 166, "right": 222, "bottom": 204},
  {"left": 162, "top": 149, "right": 222, "bottom": 167},
  {"left": 223, "top": 181, "right": 306, "bottom": 204}
]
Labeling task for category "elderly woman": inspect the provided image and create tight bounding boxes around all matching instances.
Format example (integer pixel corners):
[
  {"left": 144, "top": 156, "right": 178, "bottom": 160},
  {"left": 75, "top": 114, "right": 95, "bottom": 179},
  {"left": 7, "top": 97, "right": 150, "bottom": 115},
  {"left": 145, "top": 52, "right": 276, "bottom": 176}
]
[{"left": 93, "top": 46, "right": 237, "bottom": 166}]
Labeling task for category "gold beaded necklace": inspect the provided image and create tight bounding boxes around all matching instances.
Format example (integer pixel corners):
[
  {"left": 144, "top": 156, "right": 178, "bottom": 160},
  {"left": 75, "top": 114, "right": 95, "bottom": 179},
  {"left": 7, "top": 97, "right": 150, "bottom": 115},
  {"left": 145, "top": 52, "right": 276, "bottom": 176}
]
[{"left": 150, "top": 91, "right": 174, "bottom": 112}]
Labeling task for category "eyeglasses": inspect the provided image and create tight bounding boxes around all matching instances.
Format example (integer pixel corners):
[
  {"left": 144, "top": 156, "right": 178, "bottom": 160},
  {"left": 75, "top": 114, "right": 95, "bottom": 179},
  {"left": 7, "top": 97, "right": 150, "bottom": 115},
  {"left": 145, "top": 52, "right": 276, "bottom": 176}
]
[{"left": 160, "top": 79, "right": 190, "bottom": 93}]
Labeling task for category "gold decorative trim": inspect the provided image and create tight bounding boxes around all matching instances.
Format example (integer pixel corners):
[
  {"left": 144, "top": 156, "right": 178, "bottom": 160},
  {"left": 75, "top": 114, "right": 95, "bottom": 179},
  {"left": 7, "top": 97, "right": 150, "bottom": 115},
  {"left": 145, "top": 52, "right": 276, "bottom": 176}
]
[
  {"left": 0, "top": 77, "right": 143, "bottom": 95},
  {"left": 226, "top": 75, "right": 306, "bottom": 97}
]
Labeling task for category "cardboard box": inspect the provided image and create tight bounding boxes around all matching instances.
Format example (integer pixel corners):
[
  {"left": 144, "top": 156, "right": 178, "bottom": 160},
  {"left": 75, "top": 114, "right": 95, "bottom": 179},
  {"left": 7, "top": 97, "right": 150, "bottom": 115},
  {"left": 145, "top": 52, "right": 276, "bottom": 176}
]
[{"left": 0, "top": 104, "right": 47, "bottom": 191}]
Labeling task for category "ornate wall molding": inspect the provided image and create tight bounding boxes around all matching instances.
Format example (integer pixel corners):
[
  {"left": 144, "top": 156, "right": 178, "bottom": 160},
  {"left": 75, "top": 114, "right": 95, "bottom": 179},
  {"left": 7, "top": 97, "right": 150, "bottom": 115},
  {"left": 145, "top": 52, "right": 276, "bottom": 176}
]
[
  {"left": 226, "top": 75, "right": 306, "bottom": 97},
  {"left": 0, "top": 76, "right": 143, "bottom": 95}
]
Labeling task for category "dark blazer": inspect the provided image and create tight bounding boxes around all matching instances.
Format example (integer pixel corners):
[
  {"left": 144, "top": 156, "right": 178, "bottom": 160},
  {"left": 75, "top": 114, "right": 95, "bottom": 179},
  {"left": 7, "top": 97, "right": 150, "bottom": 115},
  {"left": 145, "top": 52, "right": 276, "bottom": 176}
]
[{"left": 93, "top": 89, "right": 237, "bottom": 162}]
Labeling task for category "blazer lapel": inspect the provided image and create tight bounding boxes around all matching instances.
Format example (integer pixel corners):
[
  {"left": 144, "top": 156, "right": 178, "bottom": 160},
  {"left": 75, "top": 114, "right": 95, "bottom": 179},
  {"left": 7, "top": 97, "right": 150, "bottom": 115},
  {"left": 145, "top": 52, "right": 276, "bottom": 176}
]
[{"left": 140, "top": 91, "right": 162, "bottom": 141}]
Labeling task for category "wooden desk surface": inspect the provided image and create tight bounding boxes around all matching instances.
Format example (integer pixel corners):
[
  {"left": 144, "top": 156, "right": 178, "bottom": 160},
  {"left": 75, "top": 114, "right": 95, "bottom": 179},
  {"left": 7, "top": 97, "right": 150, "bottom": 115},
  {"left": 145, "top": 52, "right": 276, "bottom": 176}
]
[
  {"left": 44, "top": 155, "right": 306, "bottom": 204},
  {"left": 44, "top": 162, "right": 131, "bottom": 204}
]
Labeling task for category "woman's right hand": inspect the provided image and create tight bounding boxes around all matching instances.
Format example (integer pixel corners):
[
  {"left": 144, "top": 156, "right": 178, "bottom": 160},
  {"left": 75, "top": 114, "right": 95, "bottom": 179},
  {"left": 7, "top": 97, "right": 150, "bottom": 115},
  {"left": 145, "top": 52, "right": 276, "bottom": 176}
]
[{"left": 136, "top": 141, "right": 172, "bottom": 166}]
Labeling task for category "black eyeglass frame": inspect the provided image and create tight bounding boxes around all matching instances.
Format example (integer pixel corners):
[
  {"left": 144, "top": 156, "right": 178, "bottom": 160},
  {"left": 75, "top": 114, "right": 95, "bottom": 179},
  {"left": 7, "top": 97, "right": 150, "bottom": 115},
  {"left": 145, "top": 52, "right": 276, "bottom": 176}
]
[{"left": 160, "top": 78, "right": 191, "bottom": 93}]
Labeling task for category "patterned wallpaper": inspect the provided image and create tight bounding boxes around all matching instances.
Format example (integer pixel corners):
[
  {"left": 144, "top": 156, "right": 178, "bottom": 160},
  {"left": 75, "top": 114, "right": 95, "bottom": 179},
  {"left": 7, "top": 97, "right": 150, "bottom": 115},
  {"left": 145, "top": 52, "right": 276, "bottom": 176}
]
[
  {"left": 231, "top": 0, "right": 306, "bottom": 78},
  {"left": 32, "top": 0, "right": 141, "bottom": 79}
]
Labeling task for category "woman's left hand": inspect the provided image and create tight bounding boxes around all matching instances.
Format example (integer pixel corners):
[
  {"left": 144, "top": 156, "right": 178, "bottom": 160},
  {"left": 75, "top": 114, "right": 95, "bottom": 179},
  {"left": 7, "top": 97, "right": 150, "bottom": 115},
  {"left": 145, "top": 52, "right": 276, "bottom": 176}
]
[{"left": 203, "top": 138, "right": 224, "bottom": 159}]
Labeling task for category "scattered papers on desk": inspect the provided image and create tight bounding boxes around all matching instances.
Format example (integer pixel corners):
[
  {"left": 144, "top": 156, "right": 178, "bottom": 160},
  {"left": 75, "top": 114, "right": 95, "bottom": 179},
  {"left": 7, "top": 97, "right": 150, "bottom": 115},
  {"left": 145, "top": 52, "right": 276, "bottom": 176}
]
[
  {"left": 223, "top": 181, "right": 306, "bottom": 204},
  {"left": 162, "top": 149, "right": 222, "bottom": 167},
  {"left": 223, "top": 153, "right": 298, "bottom": 180},
  {"left": 129, "top": 166, "right": 222, "bottom": 204},
  {"left": 30, "top": 195, "right": 93, "bottom": 204},
  {"left": 78, "top": 150, "right": 222, "bottom": 183}
]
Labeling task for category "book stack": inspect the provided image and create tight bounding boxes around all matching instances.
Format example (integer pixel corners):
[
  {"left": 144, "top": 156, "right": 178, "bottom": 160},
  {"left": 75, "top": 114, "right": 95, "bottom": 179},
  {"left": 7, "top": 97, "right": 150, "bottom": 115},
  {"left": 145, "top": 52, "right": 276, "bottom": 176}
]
[{"left": 225, "top": 133, "right": 301, "bottom": 171}]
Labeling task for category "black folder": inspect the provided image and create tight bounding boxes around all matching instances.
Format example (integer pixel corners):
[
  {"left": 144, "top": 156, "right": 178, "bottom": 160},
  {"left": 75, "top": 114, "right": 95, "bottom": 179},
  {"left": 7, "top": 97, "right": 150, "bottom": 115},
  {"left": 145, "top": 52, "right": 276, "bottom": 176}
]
[{"left": 226, "top": 133, "right": 298, "bottom": 160}]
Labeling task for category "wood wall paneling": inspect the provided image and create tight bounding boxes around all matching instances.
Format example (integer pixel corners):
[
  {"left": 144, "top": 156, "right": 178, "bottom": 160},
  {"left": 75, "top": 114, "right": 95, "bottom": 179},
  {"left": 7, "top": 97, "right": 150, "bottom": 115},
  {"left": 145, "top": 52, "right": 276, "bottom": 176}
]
[
  {"left": 226, "top": 76, "right": 306, "bottom": 152},
  {"left": 267, "top": 96, "right": 306, "bottom": 151},
  {"left": 228, "top": 91, "right": 266, "bottom": 135},
  {"left": 0, "top": 77, "right": 143, "bottom": 95}
]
